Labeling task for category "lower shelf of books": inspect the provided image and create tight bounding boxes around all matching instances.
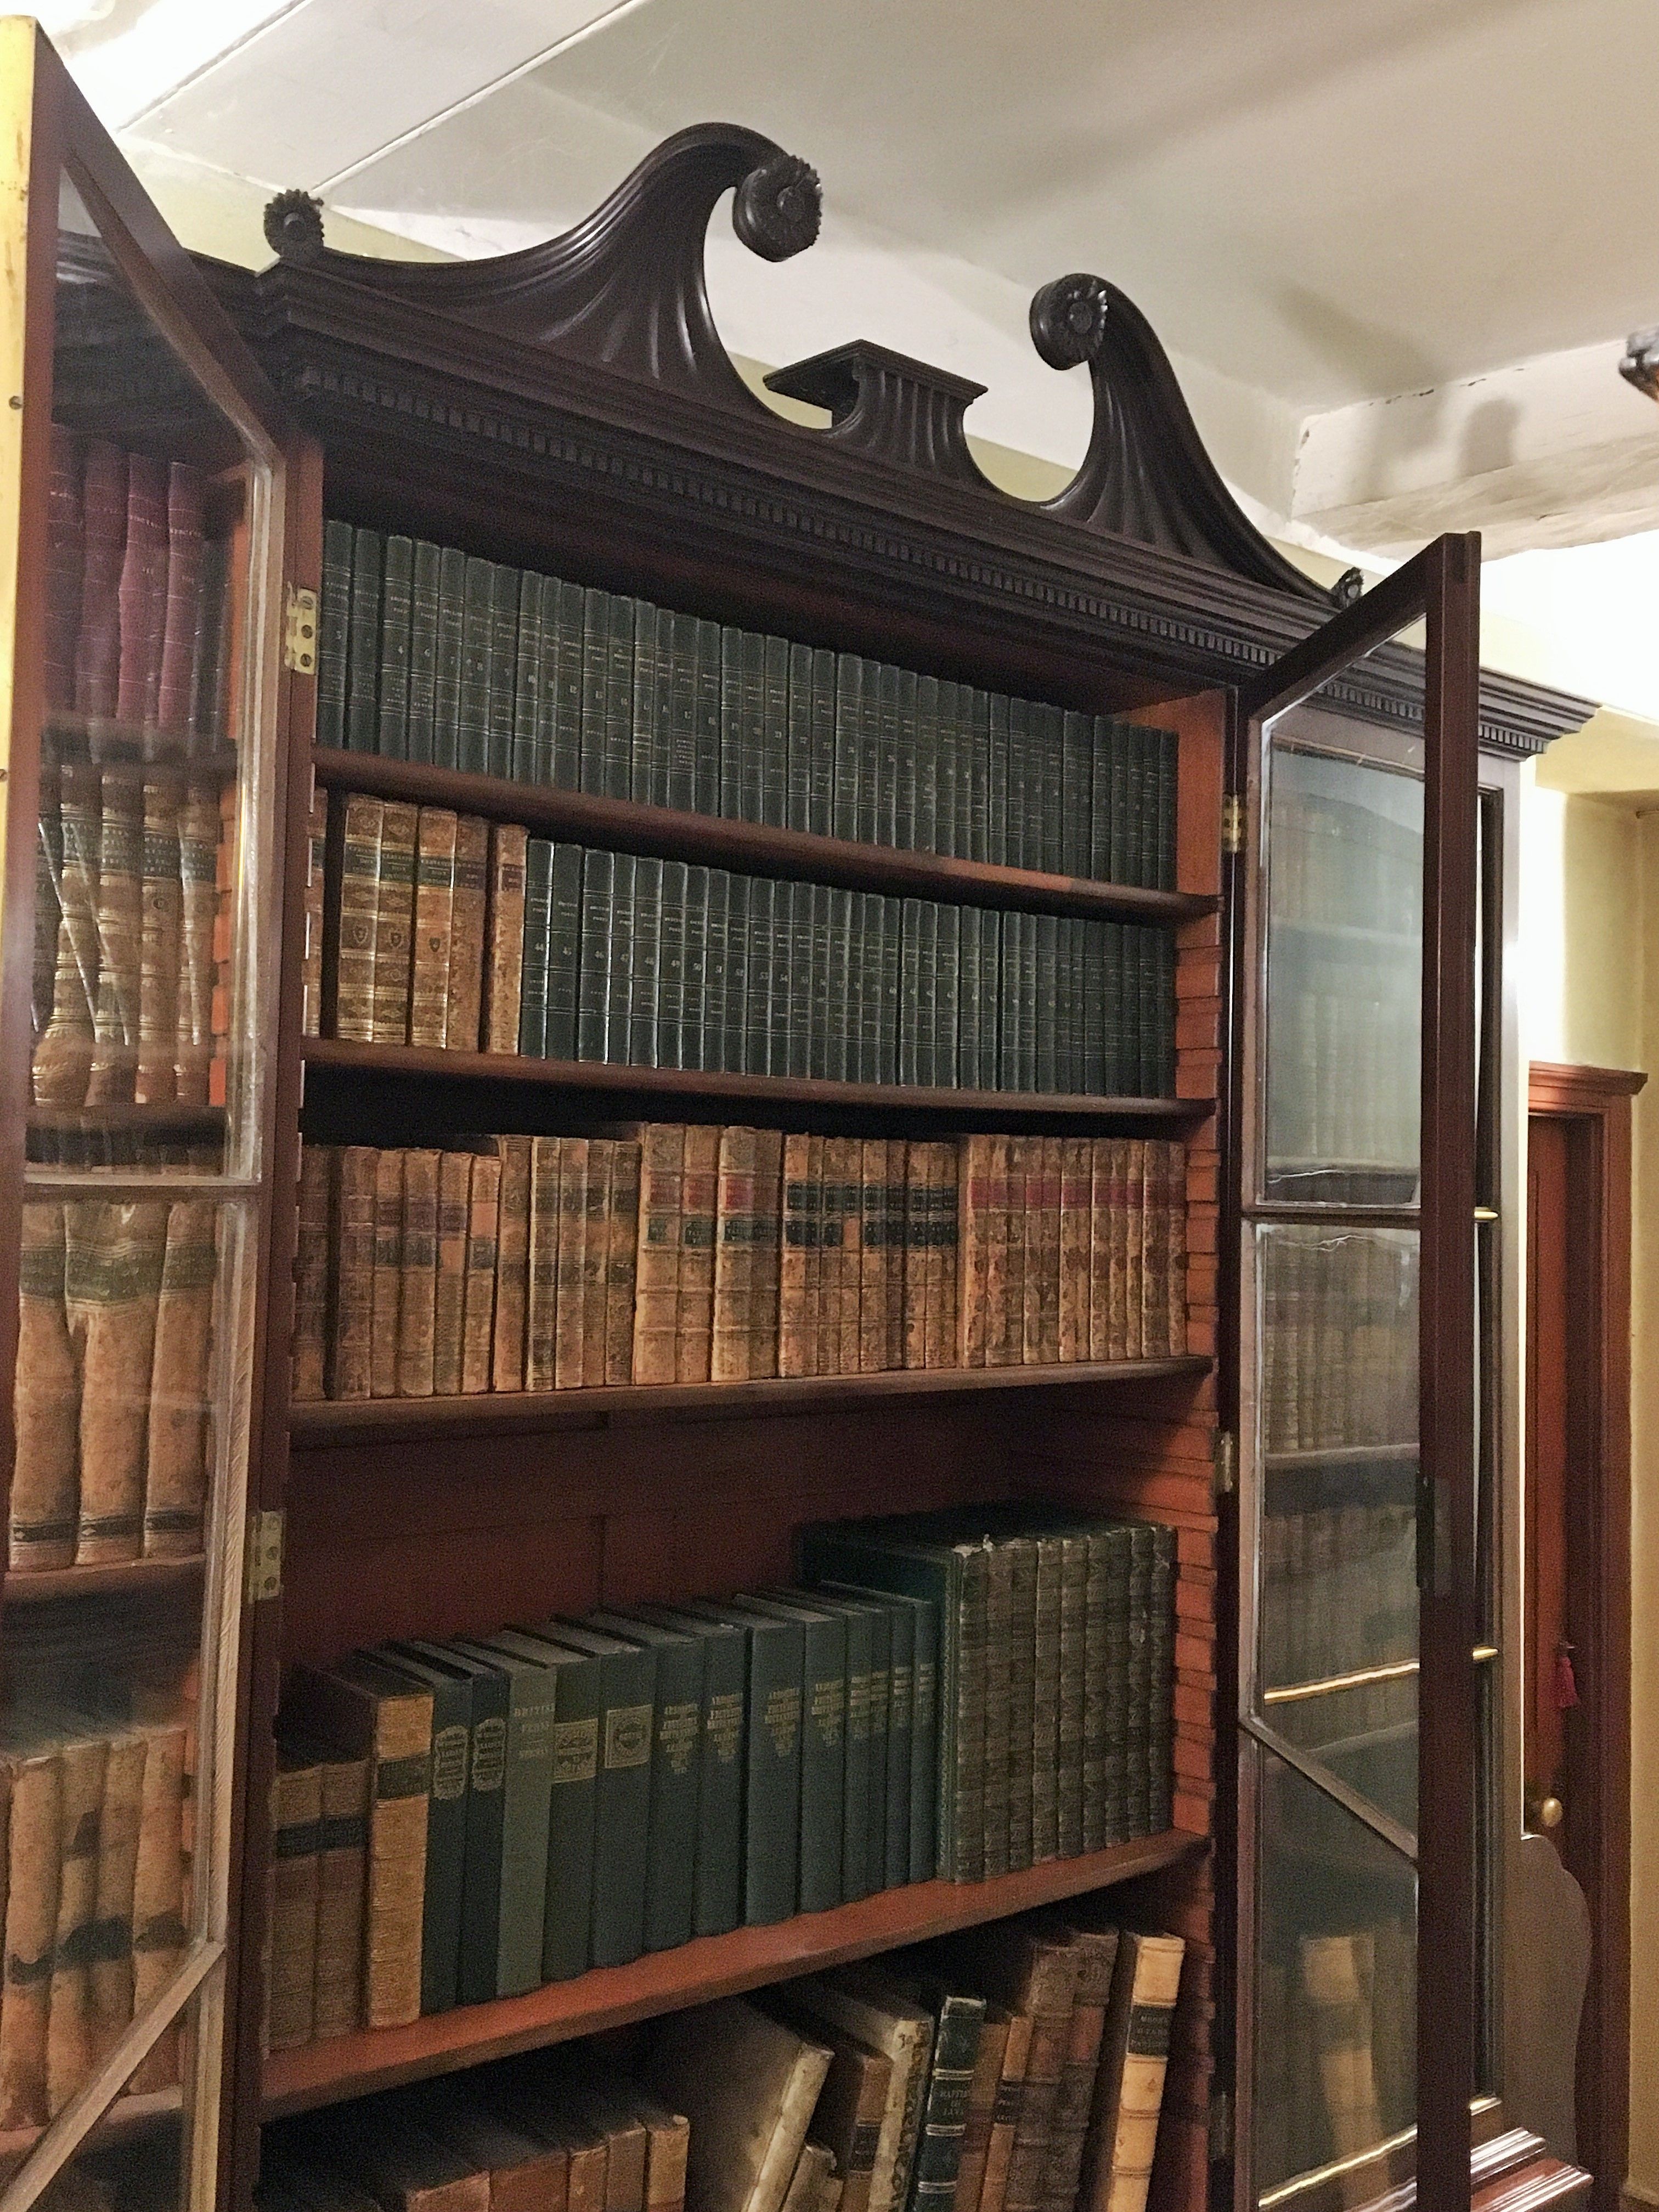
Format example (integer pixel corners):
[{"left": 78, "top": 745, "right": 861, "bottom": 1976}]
[{"left": 262, "top": 1827, "right": 1200, "bottom": 2116}]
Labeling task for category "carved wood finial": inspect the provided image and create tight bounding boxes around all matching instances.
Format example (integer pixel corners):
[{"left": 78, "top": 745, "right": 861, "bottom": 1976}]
[
  {"left": 733, "top": 151, "right": 822, "bottom": 262},
  {"left": 765, "top": 342, "right": 989, "bottom": 486},
  {"left": 263, "top": 188, "right": 325, "bottom": 267}
]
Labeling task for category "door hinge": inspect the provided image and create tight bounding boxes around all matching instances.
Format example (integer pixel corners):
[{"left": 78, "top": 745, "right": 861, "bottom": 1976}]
[
  {"left": 1209, "top": 2087, "right": 1234, "bottom": 2162},
  {"left": 1221, "top": 793, "right": 1245, "bottom": 855},
  {"left": 245, "top": 1509, "right": 284, "bottom": 1605},
  {"left": 284, "top": 585, "right": 318, "bottom": 675},
  {"left": 1213, "top": 1430, "right": 1237, "bottom": 1498}
]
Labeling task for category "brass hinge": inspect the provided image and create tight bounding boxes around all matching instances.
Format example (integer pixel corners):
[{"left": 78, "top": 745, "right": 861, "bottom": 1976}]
[
  {"left": 245, "top": 1510, "right": 284, "bottom": 1605},
  {"left": 1209, "top": 2087, "right": 1235, "bottom": 2162},
  {"left": 284, "top": 585, "right": 318, "bottom": 675},
  {"left": 1213, "top": 1430, "right": 1237, "bottom": 1499},
  {"left": 1221, "top": 794, "right": 1245, "bottom": 855}
]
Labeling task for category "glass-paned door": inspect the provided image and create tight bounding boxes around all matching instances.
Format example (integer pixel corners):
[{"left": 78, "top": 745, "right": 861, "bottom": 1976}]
[
  {"left": 0, "top": 25, "right": 301, "bottom": 2210},
  {"left": 1234, "top": 540, "right": 1485, "bottom": 2212}
]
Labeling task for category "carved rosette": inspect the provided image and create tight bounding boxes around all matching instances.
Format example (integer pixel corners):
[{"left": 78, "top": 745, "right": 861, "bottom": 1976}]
[{"left": 733, "top": 153, "right": 822, "bottom": 263}]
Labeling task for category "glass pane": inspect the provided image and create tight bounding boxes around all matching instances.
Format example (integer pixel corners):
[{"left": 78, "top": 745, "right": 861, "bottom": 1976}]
[
  {"left": 1254, "top": 1747, "right": 1415, "bottom": 2198},
  {"left": 1261, "top": 725, "right": 1423, "bottom": 1207},
  {"left": 32, "top": 172, "right": 272, "bottom": 1180}
]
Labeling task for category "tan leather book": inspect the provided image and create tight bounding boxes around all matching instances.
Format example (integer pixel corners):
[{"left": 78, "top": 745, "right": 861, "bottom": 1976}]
[
  {"left": 776, "top": 1977, "right": 929, "bottom": 2212},
  {"left": 143, "top": 1198, "right": 217, "bottom": 1556},
  {"left": 1141, "top": 1143, "right": 1170, "bottom": 1358},
  {"left": 134, "top": 775, "right": 182, "bottom": 1103},
  {"left": 325, "top": 790, "right": 380, "bottom": 1043},
  {"left": 1087, "top": 1142, "right": 1111, "bottom": 1364},
  {"left": 125, "top": 1721, "right": 188, "bottom": 2092},
  {"left": 1106, "top": 1142, "right": 1131, "bottom": 1364},
  {"left": 623, "top": 2084, "right": 692, "bottom": 2212},
  {"left": 292, "top": 1147, "right": 334, "bottom": 1404},
  {"left": 492, "top": 1136, "right": 532, "bottom": 1391},
  {"left": 799, "top": 2022, "right": 892, "bottom": 2212},
  {"left": 974, "top": 2012, "right": 1033, "bottom": 2212},
  {"left": 1121, "top": 1143, "right": 1143, "bottom": 1362},
  {"left": 782, "top": 2145, "right": 833, "bottom": 2212},
  {"left": 409, "top": 807, "right": 458, "bottom": 1049},
  {"left": 884, "top": 1142, "right": 907, "bottom": 1374},
  {"left": 301, "top": 780, "right": 328, "bottom": 1040},
  {"left": 940, "top": 1929, "right": 1080, "bottom": 2212},
  {"left": 432, "top": 1152, "right": 472, "bottom": 1396},
  {"left": 526, "top": 1135, "right": 562, "bottom": 1393},
  {"left": 932, "top": 1143, "right": 960, "bottom": 1369},
  {"left": 954, "top": 2007, "right": 1010, "bottom": 2212},
  {"left": 46, "top": 1731, "right": 109, "bottom": 2115},
  {"left": 173, "top": 774, "right": 219, "bottom": 1105},
  {"left": 397, "top": 1149, "right": 441, "bottom": 1397},
  {"left": 1165, "top": 1143, "right": 1187, "bottom": 1358},
  {"left": 266, "top": 1741, "right": 324, "bottom": 2053},
  {"left": 778, "top": 1132, "right": 814, "bottom": 1380},
  {"left": 371, "top": 800, "right": 419, "bottom": 1046},
  {"left": 1040, "top": 1138, "right": 1064, "bottom": 1365},
  {"left": 855, "top": 1138, "right": 888, "bottom": 1376},
  {"left": 738, "top": 1126, "right": 780, "bottom": 1381},
  {"left": 606, "top": 1139, "right": 642, "bottom": 1386},
  {"left": 285, "top": 1658, "right": 433, "bottom": 2031},
  {"left": 1057, "top": 1140, "right": 1092, "bottom": 1364},
  {"left": 312, "top": 1748, "right": 370, "bottom": 2039},
  {"left": 1001, "top": 1139, "right": 1028, "bottom": 1369},
  {"left": 479, "top": 2080, "right": 599, "bottom": 2212},
  {"left": 903, "top": 1143, "right": 929, "bottom": 1371},
  {"left": 833, "top": 1137, "right": 864, "bottom": 1379},
  {"left": 1079, "top": 1932, "right": 1184, "bottom": 2212},
  {"left": 0, "top": 1746, "right": 61, "bottom": 2126},
  {"left": 33, "top": 754, "right": 100, "bottom": 1105},
  {"left": 712, "top": 1124, "right": 758, "bottom": 1383},
  {"left": 67, "top": 1199, "right": 167, "bottom": 1564},
  {"left": 484, "top": 821, "right": 529, "bottom": 1054},
  {"left": 86, "top": 764, "right": 143, "bottom": 1104},
  {"left": 814, "top": 1135, "right": 849, "bottom": 1379},
  {"left": 370, "top": 1150, "right": 406, "bottom": 1398},
  {"left": 330, "top": 1146, "right": 378, "bottom": 1401},
  {"left": 645, "top": 1994, "right": 834, "bottom": 2212},
  {"left": 568, "top": 2076, "right": 648, "bottom": 2212},
  {"left": 461, "top": 1153, "right": 500, "bottom": 1395},
  {"left": 445, "top": 814, "right": 490, "bottom": 1052},
  {"left": 980, "top": 1137, "right": 1010, "bottom": 1372},
  {"left": 11, "top": 1201, "right": 79, "bottom": 1571},
  {"left": 634, "top": 1125, "right": 685, "bottom": 1386},
  {"left": 555, "top": 1137, "right": 590, "bottom": 1390},
  {"left": 676, "top": 1122, "right": 721, "bottom": 1384},
  {"left": 956, "top": 1135, "right": 992, "bottom": 1368},
  {"left": 582, "top": 1139, "right": 614, "bottom": 1387}
]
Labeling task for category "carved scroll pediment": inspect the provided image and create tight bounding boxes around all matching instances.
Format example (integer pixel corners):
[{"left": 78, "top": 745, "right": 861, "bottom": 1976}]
[{"left": 264, "top": 125, "right": 1357, "bottom": 606}]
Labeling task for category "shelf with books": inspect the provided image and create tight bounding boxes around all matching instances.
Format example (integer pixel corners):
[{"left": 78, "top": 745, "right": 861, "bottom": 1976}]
[
  {"left": 44, "top": 712, "right": 239, "bottom": 782},
  {"left": 0, "top": 2086, "right": 182, "bottom": 2166},
  {"left": 310, "top": 748, "right": 1216, "bottom": 927},
  {"left": 1, "top": 1555, "right": 206, "bottom": 1604},
  {"left": 287, "top": 1354, "right": 1214, "bottom": 1443},
  {"left": 301, "top": 1039, "right": 1211, "bottom": 1126},
  {"left": 261, "top": 1826, "right": 1202, "bottom": 2117}
]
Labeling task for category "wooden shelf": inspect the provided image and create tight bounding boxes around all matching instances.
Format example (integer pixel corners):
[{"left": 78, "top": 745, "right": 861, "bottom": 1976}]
[
  {"left": 2, "top": 1556, "right": 205, "bottom": 1603},
  {"left": 310, "top": 748, "right": 1216, "bottom": 926},
  {"left": 262, "top": 1829, "right": 1202, "bottom": 2117},
  {"left": 289, "top": 1355, "right": 1212, "bottom": 1445},
  {"left": 28, "top": 1102, "right": 226, "bottom": 1138},
  {"left": 302, "top": 1039, "right": 1210, "bottom": 1127},
  {"left": 0, "top": 2087, "right": 179, "bottom": 2165}
]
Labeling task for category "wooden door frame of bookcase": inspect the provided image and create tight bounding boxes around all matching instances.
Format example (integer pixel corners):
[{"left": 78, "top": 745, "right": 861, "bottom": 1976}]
[{"left": 1523, "top": 1060, "right": 1641, "bottom": 2212}]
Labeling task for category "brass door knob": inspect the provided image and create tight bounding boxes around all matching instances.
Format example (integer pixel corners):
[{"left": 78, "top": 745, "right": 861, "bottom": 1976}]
[{"left": 1527, "top": 1792, "right": 1565, "bottom": 1831}]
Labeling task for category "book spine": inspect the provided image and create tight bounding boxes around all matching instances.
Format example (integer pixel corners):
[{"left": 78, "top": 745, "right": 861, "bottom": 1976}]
[
  {"left": 907, "top": 1999, "right": 987, "bottom": 2212},
  {"left": 345, "top": 528, "right": 383, "bottom": 752},
  {"left": 518, "top": 837, "right": 554, "bottom": 1059},
  {"left": 10, "top": 1203, "right": 79, "bottom": 1568},
  {"left": 582, "top": 1141, "right": 613, "bottom": 1389},
  {"left": 675, "top": 1123, "right": 720, "bottom": 1383},
  {"left": 142, "top": 1198, "right": 217, "bottom": 1556},
  {"left": 461, "top": 1153, "right": 501, "bottom": 1394},
  {"left": 397, "top": 1149, "right": 441, "bottom": 1398},
  {"left": 432, "top": 1152, "right": 472, "bottom": 1397},
  {"left": 632, "top": 1125, "right": 685, "bottom": 1385},
  {"left": 316, "top": 517, "right": 353, "bottom": 750},
  {"left": 65, "top": 1200, "right": 167, "bottom": 1564},
  {"left": 409, "top": 808, "right": 458, "bottom": 1049},
  {"left": 483, "top": 823, "right": 528, "bottom": 1054},
  {"left": 514, "top": 567, "right": 545, "bottom": 784},
  {"left": 312, "top": 1753, "right": 370, "bottom": 2037},
  {"left": 370, "top": 801, "right": 417, "bottom": 1047},
  {"left": 376, "top": 534, "right": 413, "bottom": 759},
  {"left": 540, "top": 1660, "right": 600, "bottom": 1984},
  {"left": 491, "top": 1136, "right": 532, "bottom": 1392},
  {"left": 711, "top": 1123, "right": 757, "bottom": 1383},
  {"left": 554, "top": 1137, "right": 589, "bottom": 1392}
]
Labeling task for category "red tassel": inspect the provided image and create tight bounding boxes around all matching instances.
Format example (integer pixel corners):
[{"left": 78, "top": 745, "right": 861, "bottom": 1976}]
[{"left": 1555, "top": 1643, "right": 1580, "bottom": 1711}]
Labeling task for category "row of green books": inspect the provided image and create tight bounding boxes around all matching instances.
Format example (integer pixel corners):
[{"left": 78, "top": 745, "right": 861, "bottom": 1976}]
[
  {"left": 318, "top": 522, "right": 1178, "bottom": 885},
  {"left": 528, "top": 842, "right": 1176, "bottom": 1096}
]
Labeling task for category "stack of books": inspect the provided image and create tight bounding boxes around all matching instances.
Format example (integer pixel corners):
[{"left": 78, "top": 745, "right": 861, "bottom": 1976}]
[
  {"left": 1255, "top": 1921, "right": 1412, "bottom": 2191},
  {"left": 318, "top": 522, "right": 1179, "bottom": 887},
  {"left": 263, "top": 1510, "right": 1175, "bottom": 2042},
  {"left": 289, "top": 1131, "right": 1188, "bottom": 1403},
  {"left": 311, "top": 795, "right": 1177, "bottom": 1098},
  {"left": 1257, "top": 1231, "right": 1417, "bottom": 1455},
  {"left": 10, "top": 1198, "right": 218, "bottom": 1571}
]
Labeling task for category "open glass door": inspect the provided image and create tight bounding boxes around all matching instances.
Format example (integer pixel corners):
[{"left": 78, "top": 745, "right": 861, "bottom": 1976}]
[
  {"left": 1233, "top": 538, "right": 1484, "bottom": 2212},
  {"left": 0, "top": 24, "right": 303, "bottom": 2210}
]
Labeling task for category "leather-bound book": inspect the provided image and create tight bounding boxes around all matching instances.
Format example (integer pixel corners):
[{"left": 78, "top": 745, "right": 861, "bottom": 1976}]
[
  {"left": 372, "top": 800, "right": 419, "bottom": 1046},
  {"left": 157, "top": 462, "right": 205, "bottom": 740},
  {"left": 1121, "top": 1143, "right": 1144, "bottom": 1362},
  {"left": 938, "top": 1928, "right": 1081, "bottom": 2212},
  {"left": 856, "top": 1137, "right": 888, "bottom": 1376},
  {"left": 326, "top": 791, "right": 382, "bottom": 1045},
  {"left": 484, "top": 822, "right": 529, "bottom": 1053},
  {"left": 1140, "top": 1144, "right": 1169, "bottom": 1359},
  {"left": 491, "top": 1135, "right": 532, "bottom": 1391},
  {"left": 32, "top": 746, "right": 63, "bottom": 1052},
  {"left": 581, "top": 1141, "right": 614, "bottom": 1387},
  {"left": 899, "top": 1987, "right": 986, "bottom": 2212},
  {"left": 173, "top": 776, "right": 219, "bottom": 1104},
  {"left": 265, "top": 1741, "right": 324, "bottom": 2053},
  {"left": 116, "top": 451, "right": 168, "bottom": 729},
  {"left": 746, "top": 1125, "right": 783, "bottom": 1381},
  {"left": 646, "top": 1996, "right": 834, "bottom": 2212},
  {"left": 1057, "top": 1140, "right": 1090, "bottom": 1363},
  {"left": 133, "top": 776, "right": 182, "bottom": 1103},
  {"left": 45, "top": 1731, "right": 109, "bottom": 2116},
  {"left": 974, "top": 2010, "right": 1032, "bottom": 2212},
  {"left": 397, "top": 1149, "right": 441, "bottom": 1397},
  {"left": 292, "top": 1146, "right": 333, "bottom": 1404},
  {"left": 778, "top": 1131, "right": 814, "bottom": 1380},
  {"left": 424, "top": 2081, "right": 570, "bottom": 2212},
  {"left": 676, "top": 1122, "right": 720, "bottom": 1383},
  {"left": 803, "top": 2024, "right": 892, "bottom": 2212},
  {"left": 777, "top": 1976, "right": 929, "bottom": 2212},
  {"left": 208, "top": 777, "right": 236, "bottom": 1105},
  {"left": 623, "top": 2084, "right": 692, "bottom": 2212},
  {"left": 605, "top": 1138, "right": 641, "bottom": 1385},
  {"left": 44, "top": 424, "right": 83, "bottom": 713},
  {"left": 554, "top": 1137, "right": 589, "bottom": 1391},
  {"left": 432, "top": 1150, "right": 471, "bottom": 1397},
  {"left": 409, "top": 808, "right": 458, "bottom": 1048},
  {"left": 329, "top": 1146, "right": 377, "bottom": 1401},
  {"left": 526, "top": 1135, "right": 561, "bottom": 1392},
  {"left": 445, "top": 814, "right": 490, "bottom": 1051},
  {"left": 831, "top": 1135, "right": 865, "bottom": 1378},
  {"left": 143, "top": 1198, "right": 217, "bottom": 1556},
  {"left": 302, "top": 782, "right": 329, "bottom": 1039},
  {"left": 931, "top": 1144, "right": 960, "bottom": 1370},
  {"left": 312, "top": 1747, "right": 370, "bottom": 2037},
  {"left": 370, "top": 1149, "right": 405, "bottom": 1399},
  {"left": 125, "top": 1722, "right": 188, "bottom": 2092},
  {"left": 956, "top": 1135, "right": 992, "bottom": 1368},
  {"left": 711, "top": 1122, "right": 757, "bottom": 1383},
  {"left": 1079, "top": 1931, "right": 1184, "bottom": 2212},
  {"left": 12, "top": 1201, "right": 80, "bottom": 1571},
  {"left": 901, "top": 1144, "right": 928, "bottom": 1372},
  {"left": 461, "top": 1152, "right": 500, "bottom": 1394},
  {"left": 66, "top": 1199, "right": 166, "bottom": 1564},
  {"left": 1165, "top": 1142, "right": 1187, "bottom": 1356},
  {"left": 1039, "top": 1926, "right": 1116, "bottom": 2212},
  {"left": 84, "top": 765, "right": 142, "bottom": 1103},
  {"left": 955, "top": 2007, "right": 1010, "bottom": 2212},
  {"left": 317, "top": 2097, "right": 490, "bottom": 2212},
  {"left": 997, "top": 1141, "right": 1026, "bottom": 1369},
  {"left": 0, "top": 1743, "right": 60, "bottom": 2126},
  {"left": 632, "top": 1124, "right": 684, "bottom": 1386},
  {"left": 1087, "top": 1142, "right": 1111, "bottom": 1363},
  {"left": 72, "top": 438, "right": 125, "bottom": 723},
  {"left": 86, "top": 1730, "right": 146, "bottom": 2068}
]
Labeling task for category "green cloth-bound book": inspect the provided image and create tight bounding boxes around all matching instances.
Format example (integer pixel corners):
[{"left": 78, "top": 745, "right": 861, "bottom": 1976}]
[
  {"left": 746, "top": 1592, "right": 848, "bottom": 1915},
  {"left": 317, "top": 517, "right": 353, "bottom": 750},
  {"left": 675, "top": 1595, "right": 804, "bottom": 1927},
  {"left": 629, "top": 1602, "right": 747, "bottom": 1939},
  {"left": 345, "top": 526, "right": 382, "bottom": 753},
  {"left": 391, "top": 1639, "right": 510, "bottom": 2009},
  {"left": 533, "top": 1620, "right": 658, "bottom": 1969},
  {"left": 445, "top": 1635, "right": 561, "bottom": 1998},
  {"left": 584, "top": 1607, "right": 703, "bottom": 1954},
  {"left": 456, "top": 555, "right": 494, "bottom": 775}
]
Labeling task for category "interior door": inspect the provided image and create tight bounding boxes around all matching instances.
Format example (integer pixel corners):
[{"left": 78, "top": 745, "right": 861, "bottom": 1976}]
[
  {"left": 0, "top": 25, "right": 306, "bottom": 2211},
  {"left": 1232, "top": 537, "right": 1483, "bottom": 2212}
]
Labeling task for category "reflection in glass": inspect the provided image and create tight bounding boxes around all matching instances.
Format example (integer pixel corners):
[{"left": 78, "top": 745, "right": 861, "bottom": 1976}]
[
  {"left": 1255, "top": 1751, "right": 1416, "bottom": 2197},
  {"left": 1263, "top": 740, "right": 1423, "bottom": 1206},
  {"left": 1, "top": 1999, "right": 193, "bottom": 2208}
]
